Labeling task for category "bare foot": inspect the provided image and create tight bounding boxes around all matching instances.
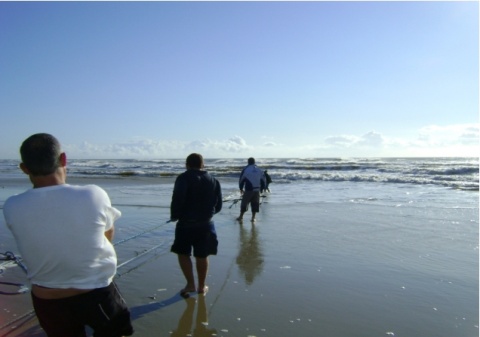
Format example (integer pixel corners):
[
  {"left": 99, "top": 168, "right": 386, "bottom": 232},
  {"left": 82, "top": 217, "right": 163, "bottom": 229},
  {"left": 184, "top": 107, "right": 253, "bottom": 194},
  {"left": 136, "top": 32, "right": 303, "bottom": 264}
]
[
  {"left": 180, "top": 287, "right": 196, "bottom": 298},
  {"left": 197, "top": 285, "right": 209, "bottom": 295}
]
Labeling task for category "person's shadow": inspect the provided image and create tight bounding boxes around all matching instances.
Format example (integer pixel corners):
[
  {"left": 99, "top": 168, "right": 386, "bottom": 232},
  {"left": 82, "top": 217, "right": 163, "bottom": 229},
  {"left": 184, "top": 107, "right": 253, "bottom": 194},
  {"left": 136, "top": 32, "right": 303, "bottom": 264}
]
[
  {"left": 170, "top": 295, "right": 217, "bottom": 337},
  {"left": 7, "top": 293, "right": 214, "bottom": 337},
  {"left": 236, "top": 223, "right": 264, "bottom": 285},
  {"left": 129, "top": 292, "right": 185, "bottom": 321}
]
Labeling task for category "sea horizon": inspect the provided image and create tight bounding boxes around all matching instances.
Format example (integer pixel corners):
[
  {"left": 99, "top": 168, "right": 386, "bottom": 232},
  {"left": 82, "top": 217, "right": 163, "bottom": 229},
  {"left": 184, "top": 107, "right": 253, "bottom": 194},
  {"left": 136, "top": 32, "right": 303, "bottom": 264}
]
[{"left": 1, "top": 157, "right": 477, "bottom": 192}]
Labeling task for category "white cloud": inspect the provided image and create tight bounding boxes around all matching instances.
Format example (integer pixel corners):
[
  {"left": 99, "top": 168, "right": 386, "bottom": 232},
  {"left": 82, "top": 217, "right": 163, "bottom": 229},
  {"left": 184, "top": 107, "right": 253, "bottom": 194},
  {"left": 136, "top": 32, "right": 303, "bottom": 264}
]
[
  {"left": 417, "top": 124, "right": 479, "bottom": 146},
  {"left": 321, "top": 124, "right": 479, "bottom": 157},
  {"left": 324, "top": 131, "right": 385, "bottom": 148},
  {"left": 65, "top": 136, "right": 253, "bottom": 159},
  {"left": 324, "top": 135, "right": 359, "bottom": 147},
  {"left": 357, "top": 131, "right": 385, "bottom": 147},
  {"left": 62, "top": 123, "right": 479, "bottom": 159},
  {"left": 65, "top": 139, "right": 186, "bottom": 159},
  {"left": 186, "top": 136, "right": 252, "bottom": 154}
]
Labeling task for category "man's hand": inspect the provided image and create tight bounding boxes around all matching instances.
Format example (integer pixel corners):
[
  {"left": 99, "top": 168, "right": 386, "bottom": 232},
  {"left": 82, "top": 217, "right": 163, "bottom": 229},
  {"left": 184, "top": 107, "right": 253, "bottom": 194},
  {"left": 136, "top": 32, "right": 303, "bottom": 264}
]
[{"left": 105, "top": 227, "right": 115, "bottom": 242}]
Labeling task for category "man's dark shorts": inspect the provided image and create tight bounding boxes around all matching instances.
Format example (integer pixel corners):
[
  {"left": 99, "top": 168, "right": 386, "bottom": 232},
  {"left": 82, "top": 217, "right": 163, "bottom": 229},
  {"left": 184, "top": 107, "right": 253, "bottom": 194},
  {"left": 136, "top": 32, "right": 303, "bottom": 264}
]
[
  {"left": 240, "top": 190, "right": 260, "bottom": 213},
  {"left": 171, "top": 221, "right": 218, "bottom": 258},
  {"left": 31, "top": 282, "right": 133, "bottom": 337}
]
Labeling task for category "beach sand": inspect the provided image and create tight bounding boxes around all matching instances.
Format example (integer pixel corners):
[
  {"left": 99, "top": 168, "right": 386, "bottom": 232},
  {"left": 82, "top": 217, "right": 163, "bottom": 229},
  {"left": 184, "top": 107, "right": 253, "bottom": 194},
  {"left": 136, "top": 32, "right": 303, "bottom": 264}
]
[{"left": 0, "top": 176, "right": 478, "bottom": 337}]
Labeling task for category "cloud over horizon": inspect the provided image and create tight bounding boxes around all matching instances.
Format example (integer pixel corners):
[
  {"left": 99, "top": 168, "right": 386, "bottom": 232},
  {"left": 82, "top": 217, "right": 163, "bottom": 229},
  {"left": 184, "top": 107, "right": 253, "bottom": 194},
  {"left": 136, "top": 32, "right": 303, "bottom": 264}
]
[{"left": 60, "top": 123, "right": 479, "bottom": 159}]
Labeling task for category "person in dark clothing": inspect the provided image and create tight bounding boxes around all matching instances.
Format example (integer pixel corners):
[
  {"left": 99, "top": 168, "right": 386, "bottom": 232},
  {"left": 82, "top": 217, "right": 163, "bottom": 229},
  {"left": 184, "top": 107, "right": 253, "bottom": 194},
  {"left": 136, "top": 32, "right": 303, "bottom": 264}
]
[
  {"left": 170, "top": 153, "right": 222, "bottom": 296},
  {"left": 264, "top": 170, "right": 272, "bottom": 192}
]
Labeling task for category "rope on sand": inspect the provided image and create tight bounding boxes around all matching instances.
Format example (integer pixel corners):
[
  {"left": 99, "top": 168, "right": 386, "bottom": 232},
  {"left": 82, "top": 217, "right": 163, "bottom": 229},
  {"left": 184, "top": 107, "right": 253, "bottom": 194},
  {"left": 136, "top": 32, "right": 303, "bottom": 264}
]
[
  {"left": 0, "top": 252, "right": 27, "bottom": 274},
  {"left": 116, "top": 242, "right": 167, "bottom": 277},
  {"left": 225, "top": 194, "right": 268, "bottom": 209},
  {"left": 113, "top": 221, "right": 170, "bottom": 246},
  {"left": 0, "top": 252, "right": 36, "bottom": 334},
  {"left": 0, "top": 221, "right": 172, "bottom": 332},
  {"left": 0, "top": 308, "right": 36, "bottom": 334}
]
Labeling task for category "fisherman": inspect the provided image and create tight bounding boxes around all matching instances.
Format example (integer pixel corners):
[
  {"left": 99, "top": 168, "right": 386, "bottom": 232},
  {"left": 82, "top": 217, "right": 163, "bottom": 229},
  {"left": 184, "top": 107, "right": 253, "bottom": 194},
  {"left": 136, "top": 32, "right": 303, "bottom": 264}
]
[
  {"left": 170, "top": 153, "right": 223, "bottom": 297},
  {"left": 2, "top": 133, "right": 133, "bottom": 337},
  {"left": 236, "top": 157, "right": 266, "bottom": 223},
  {"left": 264, "top": 170, "right": 272, "bottom": 192}
]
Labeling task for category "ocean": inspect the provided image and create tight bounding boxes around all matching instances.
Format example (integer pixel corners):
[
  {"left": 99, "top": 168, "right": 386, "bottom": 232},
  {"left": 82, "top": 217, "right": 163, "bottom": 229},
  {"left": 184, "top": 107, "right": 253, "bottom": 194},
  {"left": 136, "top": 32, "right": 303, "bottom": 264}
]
[
  {"left": 0, "top": 157, "right": 478, "bottom": 337},
  {"left": 1, "top": 157, "right": 477, "bottom": 208},
  {"left": 1, "top": 157, "right": 478, "bottom": 189}
]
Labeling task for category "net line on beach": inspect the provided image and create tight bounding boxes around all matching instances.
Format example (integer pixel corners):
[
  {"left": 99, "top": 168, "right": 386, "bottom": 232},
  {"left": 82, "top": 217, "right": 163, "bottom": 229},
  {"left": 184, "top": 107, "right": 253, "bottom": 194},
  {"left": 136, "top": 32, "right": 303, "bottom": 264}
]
[
  {"left": 116, "top": 241, "right": 169, "bottom": 278},
  {"left": 0, "top": 219, "right": 173, "bottom": 333},
  {"left": 0, "top": 252, "right": 36, "bottom": 334},
  {"left": 113, "top": 221, "right": 170, "bottom": 246},
  {"left": 0, "top": 307, "right": 36, "bottom": 335},
  {"left": 223, "top": 194, "right": 268, "bottom": 209},
  {"left": 0, "top": 193, "right": 261, "bottom": 332}
]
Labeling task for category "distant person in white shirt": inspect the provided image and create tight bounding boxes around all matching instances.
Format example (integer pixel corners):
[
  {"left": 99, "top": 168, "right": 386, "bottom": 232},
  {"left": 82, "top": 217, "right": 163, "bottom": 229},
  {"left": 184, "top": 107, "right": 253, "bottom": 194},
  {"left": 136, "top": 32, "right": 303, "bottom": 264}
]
[
  {"left": 3, "top": 133, "right": 133, "bottom": 337},
  {"left": 237, "top": 157, "right": 266, "bottom": 223}
]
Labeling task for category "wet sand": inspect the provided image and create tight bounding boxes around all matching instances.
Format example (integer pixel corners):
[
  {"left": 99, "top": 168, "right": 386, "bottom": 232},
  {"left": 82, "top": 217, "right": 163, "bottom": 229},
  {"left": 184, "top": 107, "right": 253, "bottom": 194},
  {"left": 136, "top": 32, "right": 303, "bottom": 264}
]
[{"left": 0, "top": 177, "right": 478, "bottom": 337}]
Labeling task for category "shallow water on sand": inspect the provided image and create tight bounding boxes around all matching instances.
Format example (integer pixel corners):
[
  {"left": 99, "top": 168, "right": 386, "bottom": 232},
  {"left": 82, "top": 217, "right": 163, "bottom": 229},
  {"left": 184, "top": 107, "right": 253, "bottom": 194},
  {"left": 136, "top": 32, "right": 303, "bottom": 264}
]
[{"left": 0, "top": 177, "right": 478, "bottom": 337}]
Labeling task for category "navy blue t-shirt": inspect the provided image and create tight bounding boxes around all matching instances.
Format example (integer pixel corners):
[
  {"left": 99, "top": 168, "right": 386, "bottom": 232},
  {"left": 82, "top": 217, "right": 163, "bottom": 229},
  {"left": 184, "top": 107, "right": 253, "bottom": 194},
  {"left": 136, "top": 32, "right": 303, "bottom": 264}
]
[{"left": 170, "top": 169, "right": 222, "bottom": 223}]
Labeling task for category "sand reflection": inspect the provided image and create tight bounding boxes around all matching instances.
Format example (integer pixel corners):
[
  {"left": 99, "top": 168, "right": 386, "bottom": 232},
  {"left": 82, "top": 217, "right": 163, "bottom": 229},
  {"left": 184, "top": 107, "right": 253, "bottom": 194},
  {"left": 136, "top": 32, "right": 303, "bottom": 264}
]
[
  {"left": 236, "top": 223, "right": 264, "bottom": 285},
  {"left": 170, "top": 295, "right": 217, "bottom": 337}
]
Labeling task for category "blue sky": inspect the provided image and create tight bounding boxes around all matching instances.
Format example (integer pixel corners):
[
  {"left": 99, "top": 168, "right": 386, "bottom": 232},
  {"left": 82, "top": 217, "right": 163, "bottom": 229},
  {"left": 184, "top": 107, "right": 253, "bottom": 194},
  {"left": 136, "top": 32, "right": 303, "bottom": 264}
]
[{"left": 1, "top": 1, "right": 478, "bottom": 159}]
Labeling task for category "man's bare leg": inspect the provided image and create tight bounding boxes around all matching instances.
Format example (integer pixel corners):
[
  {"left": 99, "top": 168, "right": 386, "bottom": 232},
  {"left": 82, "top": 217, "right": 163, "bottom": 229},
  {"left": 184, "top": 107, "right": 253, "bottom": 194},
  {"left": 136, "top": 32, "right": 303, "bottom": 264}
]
[
  {"left": 237, "top": 211, "right": 245, "bottom": 221},
  {"left": 196, "top": 257, "right": 209, "bottom": 293},
  {"left": 178, "top": 254, "right": 196, "bottom": 294}
]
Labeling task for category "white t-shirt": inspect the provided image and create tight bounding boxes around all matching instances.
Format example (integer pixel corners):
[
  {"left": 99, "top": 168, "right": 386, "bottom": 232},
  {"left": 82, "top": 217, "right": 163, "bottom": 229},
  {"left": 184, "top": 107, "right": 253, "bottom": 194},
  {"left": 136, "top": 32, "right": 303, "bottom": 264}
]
[{"left": 3, "top": 184, "right": 121, "bottom": 289}]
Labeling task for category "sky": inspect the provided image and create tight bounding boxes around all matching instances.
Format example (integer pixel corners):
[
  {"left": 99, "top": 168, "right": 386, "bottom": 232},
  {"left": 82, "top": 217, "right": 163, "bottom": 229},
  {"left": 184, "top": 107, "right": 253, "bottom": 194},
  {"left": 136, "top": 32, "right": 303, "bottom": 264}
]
[{"left": 0, "top": 1, "right": 478, "bottom": 159}]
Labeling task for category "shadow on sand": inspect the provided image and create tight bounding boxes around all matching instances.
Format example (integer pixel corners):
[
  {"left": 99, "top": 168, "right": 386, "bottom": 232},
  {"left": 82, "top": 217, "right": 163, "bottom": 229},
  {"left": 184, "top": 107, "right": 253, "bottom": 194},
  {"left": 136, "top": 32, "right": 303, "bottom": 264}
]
[{"left": 1, "top": 292, "right": 188, "bottom": 337}]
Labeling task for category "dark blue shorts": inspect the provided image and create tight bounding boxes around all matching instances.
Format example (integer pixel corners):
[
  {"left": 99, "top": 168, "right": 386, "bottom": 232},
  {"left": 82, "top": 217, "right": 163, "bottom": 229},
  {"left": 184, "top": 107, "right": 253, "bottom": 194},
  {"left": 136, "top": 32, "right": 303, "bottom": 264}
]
[
  {"left": 171, "top": 222, "right": 218, "bottom": 258},
  {"left": 31, "top": 282, "right": 133, "bottom": 337},
  {"left": 240, "top": 190, "right": 260, "bottom": 213}
]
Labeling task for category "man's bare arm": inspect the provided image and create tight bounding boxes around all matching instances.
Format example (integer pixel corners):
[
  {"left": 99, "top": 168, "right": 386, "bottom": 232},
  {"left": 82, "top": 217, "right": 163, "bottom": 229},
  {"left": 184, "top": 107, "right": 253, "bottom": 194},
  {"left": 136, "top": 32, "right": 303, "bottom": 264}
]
[{"left": 105, "top": 226, "right": 115, "bottom": 242}]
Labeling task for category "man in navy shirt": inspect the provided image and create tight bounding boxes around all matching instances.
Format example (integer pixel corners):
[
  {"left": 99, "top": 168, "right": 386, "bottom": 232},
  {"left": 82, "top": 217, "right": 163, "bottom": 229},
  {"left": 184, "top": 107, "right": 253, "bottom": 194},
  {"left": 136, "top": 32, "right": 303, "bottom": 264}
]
[{"left": 170, "top": 153, "right": 222, "bottom": 296}]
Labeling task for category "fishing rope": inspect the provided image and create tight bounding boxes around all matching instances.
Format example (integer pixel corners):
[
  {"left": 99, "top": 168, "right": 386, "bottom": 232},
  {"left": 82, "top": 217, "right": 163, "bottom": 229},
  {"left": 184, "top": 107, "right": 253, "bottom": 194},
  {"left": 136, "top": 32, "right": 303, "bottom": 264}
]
[
  {"left": 116, "top": 242, "right": 168, "bottom": 278},
  {"left": 114, "top": 219, "right": 174, "bottom": 277},
  {"left": 228, "top": 199, "right": 241, "bottom": 209},
  {"left": 207, "top": 194, "right": 268, "bottom": 316},
  {"left": 0, "top": 309, "right": 36, "bottom": 335},
  {"left": 226, "top": 194, "right": 267, "bottom": 209},
  {"left": 0, "top": 281, "right": 29, "bottom": 296},
  {"left": 207, "top": 248, "right": 237, "bottom": 317},
  {"left": 116, "top": 242, "right": 166, "bottom": 273},
  {"left": 0, "top": 220, "right": 172, "bottom": 333},
  {"left": 113, "top": 220, "right": 170, "bottom": 246},
  {"left": 0, "top": 252, "right": 27, "bottom": 274},
  {"left": 0, "top": 194, "right": 263, "bottom": 331},
  {"left": 0, "top": 252, "right": 36, "bottom": 334}
]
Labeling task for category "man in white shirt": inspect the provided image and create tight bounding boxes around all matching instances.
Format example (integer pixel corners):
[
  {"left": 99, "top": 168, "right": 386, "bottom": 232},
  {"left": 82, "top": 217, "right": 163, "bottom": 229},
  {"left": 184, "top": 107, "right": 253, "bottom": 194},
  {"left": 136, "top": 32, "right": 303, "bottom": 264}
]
[
  {"left": 3, "top": 133, "right": 133, "bottom": 337},
  {"left": 236, "top": 157, "right": 266, "bottom": 223}
]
